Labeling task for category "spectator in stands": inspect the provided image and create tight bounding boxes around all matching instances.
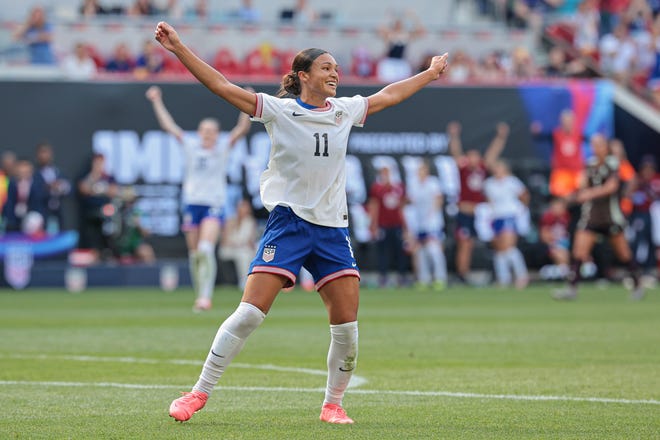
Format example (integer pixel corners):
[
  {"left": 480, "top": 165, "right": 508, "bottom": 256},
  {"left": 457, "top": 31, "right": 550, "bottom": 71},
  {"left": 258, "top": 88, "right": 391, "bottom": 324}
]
[
  {"left": 279, "top": 0, "right": 317, "bottom": 25},
  {"left": 127, "top": 0, "right": 162, "bottom": 16},
  {"left": 12, "top": 6, "right": 56, "bottom": 65},
  {"left": 368, "top": 164, "right": 408, "bottom": 287},
  {"left": 556, "top": 0, "right": 582, "bottom": 18},
  {"left": 1, "top": 151, "right": 17, "bottom": 180},
  {"left": 184, "top": 0, "right": 208, "bottom": 19},
  {"left": 446, "top": 50, "right": 475, "bottom": 83},
  {"left": 549, "top": 108, "right": 584, "bottom": 198},
  {"left": 539, "top": 197, "right": 571, "bottom": 278},
  {"left": 475, "top": 50, "right": 507, "bottom": 82},
  {"left": 376, "top": 10, "right": 426, "bottom": 82},
  {"left": 483, "top": 159, "right": 530, "bottom": 289},
  {"left": 628, "top": 156, "right": 660, "bottom": 275},
  {"left": 352, "top": 46, "right": 376, "bottom": 78},
  {"left": 234, "top": 0, "right": 261, "bottom": 24},
  {"left": 219, "top": 198, "right": 258, "bottom": 289},
  {"left": 80, "top": 0, "right": 113, "bottom": 16},
  {"left": 135, "top": 40, "right": 164, "bottom": 76},
  {"left": 600, "top": 0, "right": 631, "bottom": 35},
  {"left": 77, "top": 153, "right": 119, "bottom": 262},
  {"left": 34, "top": 142, "right": 70, "bottom": 233},
  {"left": 508, "top": 46, "right": 538, "bottom": 79},
  {"left": 448, "top": 120, "right": 508, "bottom": 284},
  {"left": 406, "top": 161, "right": 447, "bottom": 290},
  {"left": 599, "top": 21, "right": 637, "bottom": 85},
  {"left": 105, "top": 43, "right": 136, "bottom": 73},
  {"left": 543, "top": 45, "right": 569, "bottom": 77},
  {"left": 61, "top": 42, "right": 98, "bottom": 80},
  {"left": 2, "top": 160, "right": 49, "bottom": 233},
  {"left": 505, "top": 0, "right": 562, "bottom": 31},
  {"left": 648, "top": 15, "right": 660, "bottom": 106},
  {"left": 573, "top": 0, "right": 601, "bottom": 58}
]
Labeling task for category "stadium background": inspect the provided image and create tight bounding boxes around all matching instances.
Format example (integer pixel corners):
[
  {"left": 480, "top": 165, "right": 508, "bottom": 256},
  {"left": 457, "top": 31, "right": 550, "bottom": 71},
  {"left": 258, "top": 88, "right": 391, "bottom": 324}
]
[{"left": 1, "top": 0, "right": 659, "bottom": 285}]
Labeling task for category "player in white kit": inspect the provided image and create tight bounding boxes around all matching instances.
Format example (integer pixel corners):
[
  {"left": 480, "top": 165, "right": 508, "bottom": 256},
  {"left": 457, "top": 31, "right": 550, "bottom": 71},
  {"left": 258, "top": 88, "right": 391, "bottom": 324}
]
[
  {"left": 146, "top": 86, "right": 251, "bottom": 311},
  {"left": 483, "top": 160, "right": 530, "bottom": 288},
  {"left": 406, "top": 161, "right": 448, "bottom": 290},
  {"left": 153, "top": 21, "right": 448, "bottom": 424}
]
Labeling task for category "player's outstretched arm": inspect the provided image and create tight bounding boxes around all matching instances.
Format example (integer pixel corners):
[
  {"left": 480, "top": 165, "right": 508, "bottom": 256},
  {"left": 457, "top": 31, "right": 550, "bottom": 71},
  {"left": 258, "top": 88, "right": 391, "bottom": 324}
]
[
  {"left": 366, "top": 53, "right": 448, "bottom": 116},
  {"left": 145, "top": 86, "right": 184, "bottom": 142},
  {"left": 484, "top": 122, "right": 510, "bottom": 169},
  {"left": 154, "top": 21, "right": 256, "bottom": 116}
]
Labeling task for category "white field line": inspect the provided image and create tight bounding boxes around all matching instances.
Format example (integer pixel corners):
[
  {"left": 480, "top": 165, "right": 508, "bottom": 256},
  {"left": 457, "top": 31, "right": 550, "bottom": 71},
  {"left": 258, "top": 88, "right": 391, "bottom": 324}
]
[
  {"left": 0, "top": 380, "right": 659, "bottom": 406},
  {"left": 1, "top": 354, "right": 368, "bottom": 387}
]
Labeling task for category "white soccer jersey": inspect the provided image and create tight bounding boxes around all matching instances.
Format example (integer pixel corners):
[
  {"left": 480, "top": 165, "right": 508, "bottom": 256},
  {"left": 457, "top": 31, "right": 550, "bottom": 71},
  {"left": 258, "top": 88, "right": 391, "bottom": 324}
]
[
  {"left": 181, "top": 136, "right": 230, "bottom": 208},
  {"left": 252, "top": 93, "right": 368, "bottom": 227},
  {"left": 408, "top": 175, "right": 444, "bottom": 233},
  {"left": 483, "top": 175, "right": 526, "bottom": 218}
]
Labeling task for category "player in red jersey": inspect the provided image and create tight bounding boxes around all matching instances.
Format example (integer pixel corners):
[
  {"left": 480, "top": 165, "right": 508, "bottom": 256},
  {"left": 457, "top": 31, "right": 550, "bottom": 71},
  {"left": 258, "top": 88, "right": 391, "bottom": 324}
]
[{"left": 448, "top": 120, "right": 508, "bottom": 283}]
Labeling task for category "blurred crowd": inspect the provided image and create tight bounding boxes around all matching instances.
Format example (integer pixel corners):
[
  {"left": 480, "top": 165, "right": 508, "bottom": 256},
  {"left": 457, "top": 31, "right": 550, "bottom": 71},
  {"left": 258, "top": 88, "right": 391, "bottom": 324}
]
[{"left": 7, "top": 0, "right": 660, "bottom": 106}]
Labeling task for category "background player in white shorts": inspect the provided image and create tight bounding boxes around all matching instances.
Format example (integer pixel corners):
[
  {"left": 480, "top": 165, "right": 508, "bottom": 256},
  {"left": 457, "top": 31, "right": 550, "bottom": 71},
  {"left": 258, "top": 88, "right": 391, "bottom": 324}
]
[
  {"left": 146, "top": 86, "right": 251, "bottom": 311},
  {"left": 154, "top": 20, "right": 448, "bottom": 425}
]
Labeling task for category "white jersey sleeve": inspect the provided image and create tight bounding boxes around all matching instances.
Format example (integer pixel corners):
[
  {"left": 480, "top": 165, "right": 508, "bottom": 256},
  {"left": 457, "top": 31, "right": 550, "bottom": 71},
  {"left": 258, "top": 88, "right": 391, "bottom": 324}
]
[{"left": 251, "top": 93, "right": 368, "bottom": 227}]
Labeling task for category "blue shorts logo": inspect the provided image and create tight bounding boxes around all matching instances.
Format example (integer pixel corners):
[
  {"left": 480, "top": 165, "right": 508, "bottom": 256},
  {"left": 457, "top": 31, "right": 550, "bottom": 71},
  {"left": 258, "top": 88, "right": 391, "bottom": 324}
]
[{"left": 262, "top": 245, "right": 276, "bottom": 262}]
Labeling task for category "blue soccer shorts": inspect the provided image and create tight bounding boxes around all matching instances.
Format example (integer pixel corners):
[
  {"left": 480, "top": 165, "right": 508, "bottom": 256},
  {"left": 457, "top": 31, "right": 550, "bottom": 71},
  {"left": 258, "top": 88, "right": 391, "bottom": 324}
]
[
  {"left": 492, "top": 216, "right": 517, "bottom": 236},
  {"left": 182, "top": 204, "right": 225, "bottom": 231},
  {"left": 249, "top": 206, "right": 360, "bottom": 290}
]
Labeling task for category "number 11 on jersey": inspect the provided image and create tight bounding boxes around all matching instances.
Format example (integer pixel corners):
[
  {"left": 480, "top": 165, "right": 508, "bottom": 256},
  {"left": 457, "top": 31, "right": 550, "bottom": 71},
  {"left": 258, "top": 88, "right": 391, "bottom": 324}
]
[{"left": 313, "top": 133, "right": 329, "bottom": 157}]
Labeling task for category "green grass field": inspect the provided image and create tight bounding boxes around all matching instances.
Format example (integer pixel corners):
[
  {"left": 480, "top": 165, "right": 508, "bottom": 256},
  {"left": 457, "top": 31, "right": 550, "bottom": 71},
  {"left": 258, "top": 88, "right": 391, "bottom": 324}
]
[{"left": 1, "top": 283, "right": 658, "bottom": 439}]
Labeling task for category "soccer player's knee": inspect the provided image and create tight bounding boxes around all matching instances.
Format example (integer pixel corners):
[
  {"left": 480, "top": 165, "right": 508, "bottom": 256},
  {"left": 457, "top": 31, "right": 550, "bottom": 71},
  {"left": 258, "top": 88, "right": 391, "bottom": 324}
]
[{"left": 230, "top": 302, "right": 266, "bottom": 337}]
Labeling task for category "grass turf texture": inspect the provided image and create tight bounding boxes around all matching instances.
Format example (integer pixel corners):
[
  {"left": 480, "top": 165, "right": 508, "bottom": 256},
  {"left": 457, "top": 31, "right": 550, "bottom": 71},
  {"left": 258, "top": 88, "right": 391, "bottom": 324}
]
[{"left": 0, "top": 284, "right": 658, "bottom": 439}]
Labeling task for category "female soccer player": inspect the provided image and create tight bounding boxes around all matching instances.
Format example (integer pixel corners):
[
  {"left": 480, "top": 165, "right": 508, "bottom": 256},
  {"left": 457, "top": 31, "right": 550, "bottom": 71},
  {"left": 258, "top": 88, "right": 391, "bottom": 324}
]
[
  {"left": 154, "top": 21, "right": 448, "bottom": 424},
  {"left": 406, "top": 160, "right": 447, "bottom": 290},
  {"left": 554, "top": 133, "right": 644, "bottom": 300},
  {"left": 483, "top": 160, "right": 530, "bottom": 288},
  {"left": 146, "top": 86, "right": 251, "bottom": 312}
]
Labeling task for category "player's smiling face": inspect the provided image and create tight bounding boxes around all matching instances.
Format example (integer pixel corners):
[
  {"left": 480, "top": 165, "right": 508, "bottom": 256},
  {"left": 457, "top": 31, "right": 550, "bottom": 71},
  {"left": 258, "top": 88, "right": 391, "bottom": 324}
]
[{"left": 302, "top": 53, "right": 339, "bottom": 99}]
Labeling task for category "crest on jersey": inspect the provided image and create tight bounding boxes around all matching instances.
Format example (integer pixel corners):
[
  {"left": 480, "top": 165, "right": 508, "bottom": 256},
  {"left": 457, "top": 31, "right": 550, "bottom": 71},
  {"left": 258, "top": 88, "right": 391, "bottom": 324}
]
[
  {"left": 262, "top": 245, "right": 276, "bottom": 262},
  {"left": 335, "top": 111, "right": 343, "bottom": 125}
]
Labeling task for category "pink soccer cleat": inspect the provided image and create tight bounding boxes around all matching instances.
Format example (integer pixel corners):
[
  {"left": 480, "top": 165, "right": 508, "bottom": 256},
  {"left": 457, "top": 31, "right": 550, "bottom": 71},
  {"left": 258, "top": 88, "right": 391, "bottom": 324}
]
[
  {"left": 319, "top": 403, "right": 354, "bottom": 424},
  {"left": 193, "top": 297, "right": 212, "bottom": 313},
  {"left": 169, "top": 390, "right": 208, "bottom": 422}
]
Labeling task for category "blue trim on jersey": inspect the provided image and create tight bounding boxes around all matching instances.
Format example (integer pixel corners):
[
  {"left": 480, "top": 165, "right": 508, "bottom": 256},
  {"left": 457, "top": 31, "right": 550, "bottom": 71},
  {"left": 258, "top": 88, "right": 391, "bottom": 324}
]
[
  {"left": 296, "top": 97, "right": 320, "bottom": 109},
  {"left": 248, "top": 205, "right": 360, "bottom": 289}
]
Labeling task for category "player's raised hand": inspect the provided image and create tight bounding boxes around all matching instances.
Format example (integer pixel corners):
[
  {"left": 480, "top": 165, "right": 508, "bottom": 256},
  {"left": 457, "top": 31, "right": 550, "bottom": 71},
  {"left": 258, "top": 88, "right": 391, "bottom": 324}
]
[
  {"left": 427, "top": 53, "right": 449, "bottom": 79},
  {"left": 446, "top": 121, "right": 461, "bottom": 137},
  {"left": 495, "top": 122, "right": 510, "bottom": 138},
  {"left": 145, "top": 85, "right": 162, "bottom": 102},
  {"left": 154, "top": 21, "right": 181, "bottom": 53}
]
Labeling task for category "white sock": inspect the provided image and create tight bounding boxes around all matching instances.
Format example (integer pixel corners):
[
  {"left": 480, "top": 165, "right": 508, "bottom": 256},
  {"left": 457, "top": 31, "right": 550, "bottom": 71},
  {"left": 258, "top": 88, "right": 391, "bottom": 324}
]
[
  {"left": 506, "top": 248, "right": 528, "bottom": 281},
  {"left": 493, "top": 251, "right": 512, "bottom": 285},
  {"left": 197, "top": 240, "right": 217, "bottom": 300},
  {"left": 188, "top": 251, "right": 199, "bottom": 294},
  {"left": 415, "top": 247, "right": 431, "bottom": 284},
  {"left": 426, "top": 241, "right": 447, "bottom": 282},
  {"left": 323, "top": 321, "right": 358, "bottom": 406},
  {"left": 193, "top": 302, "right": 265, "bottom": 395}
]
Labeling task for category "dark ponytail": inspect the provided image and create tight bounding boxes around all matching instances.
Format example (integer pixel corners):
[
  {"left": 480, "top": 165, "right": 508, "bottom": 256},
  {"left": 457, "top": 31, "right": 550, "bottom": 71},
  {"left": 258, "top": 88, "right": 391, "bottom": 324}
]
[{"left": 276, "top": 48, "right": 328, "bottom": 98}]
